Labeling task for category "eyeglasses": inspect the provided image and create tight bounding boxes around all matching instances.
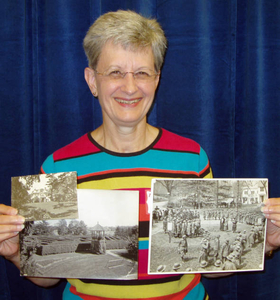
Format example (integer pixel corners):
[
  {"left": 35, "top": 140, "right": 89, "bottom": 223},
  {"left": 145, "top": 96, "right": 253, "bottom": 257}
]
[{"left": 94, "top": 69, "right": 159, "bottom": 82}]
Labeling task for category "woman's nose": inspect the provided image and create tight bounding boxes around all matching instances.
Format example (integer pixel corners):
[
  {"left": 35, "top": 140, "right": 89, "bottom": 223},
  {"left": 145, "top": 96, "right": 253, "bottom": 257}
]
[{"left": 120, "top": 73, "right": 139, "bottom": 94}]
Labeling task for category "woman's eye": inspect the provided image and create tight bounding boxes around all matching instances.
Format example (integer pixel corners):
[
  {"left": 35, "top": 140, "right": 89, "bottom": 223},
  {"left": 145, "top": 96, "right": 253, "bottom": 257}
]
[
  {"left": 109, "top": 70, "right": 122, "bottom": 76},
  {"left": 136, "top": 71, "right": 149, "bottom": 77}
]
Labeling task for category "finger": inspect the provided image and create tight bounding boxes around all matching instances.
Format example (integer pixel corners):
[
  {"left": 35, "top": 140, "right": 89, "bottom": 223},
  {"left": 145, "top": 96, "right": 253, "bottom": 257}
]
[
  {"left": 267, "top": 219, "right": 280, "bottom": 230},
  {"left": 0, "top": 215, "right": 25, "bottom": 225},
  {"left": 263, "top": 198, "right": 280, "bottom": 206},
  {"left": 261, "top": 200, "right": 280, "bottom": 214},
  {"left": 0, "top": 204, "right": 18, "bottom": 216},
  {"left": 264, "top": 213, "right": 280, "bottom": 227},
  {"left": 270, "top": 220, "right": 280, "bottom": 227},
  {"left": 0, "top": 231, "right": 20, "bottom": 242},
  {"left": 0, "top": 224, "right": 25, "bottom": 235}
]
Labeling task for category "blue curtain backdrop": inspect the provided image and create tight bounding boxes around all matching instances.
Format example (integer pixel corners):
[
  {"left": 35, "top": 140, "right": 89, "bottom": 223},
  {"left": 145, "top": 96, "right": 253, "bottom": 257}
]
[{"left": 1, "top": 0, "right": 280, "bottom": 299}]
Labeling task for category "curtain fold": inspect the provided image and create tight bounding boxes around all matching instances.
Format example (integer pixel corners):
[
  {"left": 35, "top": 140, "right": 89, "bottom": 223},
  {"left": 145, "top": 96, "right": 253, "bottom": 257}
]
[
  {"left": 1, "top": 1, "right": 280, "bottom": 299},
  {"left": 156, "top": 1, "right": 237, "bottom": 178}
]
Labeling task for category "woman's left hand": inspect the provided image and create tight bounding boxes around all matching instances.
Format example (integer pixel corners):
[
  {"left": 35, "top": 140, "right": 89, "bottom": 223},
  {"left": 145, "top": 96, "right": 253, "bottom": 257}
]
[{"left": 262, "top": 198, "right": 280, "bottom": 252}]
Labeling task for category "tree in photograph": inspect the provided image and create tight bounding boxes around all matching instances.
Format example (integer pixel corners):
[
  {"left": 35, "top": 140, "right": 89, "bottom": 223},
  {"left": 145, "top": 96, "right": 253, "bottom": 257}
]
[
  {"left": 217, "top": 180, "right": 234, "bottom": 207},
  {"left": 156, "top": 180, "right": 181, "bottom": 207},
  {"left": 115, "top": 226, "right": 127, "bottom": 238},
  {"left": 45, "top": 174, "right": 60, "bottom": 202},
  {"left": 12, "top": 176, "right": 35, "bottom": 207},
  {"left": 23, "top": 221, "right": 35, "bottom": 236},
  {"left": 43, "top": 172, "right": 77, "bottom": 203},
  {"left": 79, "top": 220, "right": 88, "bottom": 235},
  {"left": 33, "top": 221, "right": 50, "bottom": 235},
  {"left": 57, "top": 219, "right": 69, "bottom": 235},
  {"left": 260, "top": 180, "right": 268, "bottom": 195},
  {"left": 127, "top": 225, "right": 138, "bottom": 261},
  {"left": 68, "top": 220, "right": 87, "bottom": 235},
  {"left": 69, "top": 220, "right": 79, "bottom": 235}
]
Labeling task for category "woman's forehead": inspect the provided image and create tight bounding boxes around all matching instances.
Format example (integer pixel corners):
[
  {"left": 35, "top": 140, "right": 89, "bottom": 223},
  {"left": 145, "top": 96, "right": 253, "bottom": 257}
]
[{"left": 97, "top": 41, "right": 155, "bottom": 69}]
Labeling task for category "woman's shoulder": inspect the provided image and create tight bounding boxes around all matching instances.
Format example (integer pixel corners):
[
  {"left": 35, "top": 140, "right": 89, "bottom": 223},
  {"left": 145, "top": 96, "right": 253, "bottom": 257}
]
[
  {"left": 52, "top": 132, "right": 100, "bottom": 161},
  {"left": 154, "top": 128, "right": 201, "bottom": 154}
]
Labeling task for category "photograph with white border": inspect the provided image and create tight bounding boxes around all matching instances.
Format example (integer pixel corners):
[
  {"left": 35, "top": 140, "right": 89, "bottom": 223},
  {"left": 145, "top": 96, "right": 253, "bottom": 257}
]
[
  {"left": 148, "top": 178, "right": 268, "bottom": 274},
  {"left": 19, "top": 189, "right": 139, "bottom": 279}
]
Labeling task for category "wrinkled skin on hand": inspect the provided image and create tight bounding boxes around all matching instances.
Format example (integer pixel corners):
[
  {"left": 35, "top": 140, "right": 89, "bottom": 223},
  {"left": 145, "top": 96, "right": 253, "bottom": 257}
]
[
  {"left": 0, "top": 204, "right": 24, "bottom": 264},
  {"left": 0, "top": 204, "right": 60, "bottom": 287},
  {"left": 262, "top": 198, "right": 280, "bottom": 251}
]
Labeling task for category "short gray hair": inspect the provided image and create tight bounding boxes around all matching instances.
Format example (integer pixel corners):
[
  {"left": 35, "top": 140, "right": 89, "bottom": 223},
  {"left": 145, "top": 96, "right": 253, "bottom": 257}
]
[{"left": 83, "top": 10, "right": 167, "bottom": 72}]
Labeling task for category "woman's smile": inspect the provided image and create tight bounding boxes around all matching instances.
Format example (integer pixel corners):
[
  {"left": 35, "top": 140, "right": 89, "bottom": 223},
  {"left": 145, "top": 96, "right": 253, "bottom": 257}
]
[{"left": 114, "top": 97, "right": 142, "bottom": 105}]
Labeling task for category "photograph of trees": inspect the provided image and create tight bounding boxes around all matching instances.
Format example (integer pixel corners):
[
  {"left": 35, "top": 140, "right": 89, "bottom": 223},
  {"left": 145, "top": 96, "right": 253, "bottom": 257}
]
[
  {"left": 11, "top": 172, "right": 78, "bottom": 220},
  {"left": 19, "top": 189, "right": 139, "bottom": 280}
]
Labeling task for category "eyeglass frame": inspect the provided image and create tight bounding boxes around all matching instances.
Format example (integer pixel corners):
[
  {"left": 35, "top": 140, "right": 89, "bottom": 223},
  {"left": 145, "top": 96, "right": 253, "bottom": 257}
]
[{"left": 93, "top": 68, "right": 160, "bottom": 82}]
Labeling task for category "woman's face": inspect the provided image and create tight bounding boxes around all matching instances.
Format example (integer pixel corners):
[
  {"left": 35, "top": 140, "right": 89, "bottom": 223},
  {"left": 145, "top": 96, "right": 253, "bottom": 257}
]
[{"left": 85, "top": 41, "right": 160, "bottom": 129}]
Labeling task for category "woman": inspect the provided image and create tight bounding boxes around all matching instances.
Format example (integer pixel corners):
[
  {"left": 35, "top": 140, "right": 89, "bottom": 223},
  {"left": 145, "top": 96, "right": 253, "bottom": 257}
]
[{"left": 0, "top": 10, "right": 280, "bottom": 300}]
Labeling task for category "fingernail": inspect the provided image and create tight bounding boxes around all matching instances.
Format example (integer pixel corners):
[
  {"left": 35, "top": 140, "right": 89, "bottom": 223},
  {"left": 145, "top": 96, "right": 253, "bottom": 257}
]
[
  {"left": 17, "top": 216, "right": 25, "bottom": 223},
  {"left": 17, "top": 224, "right": 25, "bottom": 231},
  {"left": 10, "top": 208, "right": 18, "bottom": 215},
  {"left": 261, "top": 207, "right": 268, "bottom": 213}
]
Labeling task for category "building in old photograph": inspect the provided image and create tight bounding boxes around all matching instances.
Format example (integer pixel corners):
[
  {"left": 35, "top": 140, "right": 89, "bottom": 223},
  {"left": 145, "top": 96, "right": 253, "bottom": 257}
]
[
  {"left": 91, "top": 222, "right": 106, "bottom": 254},
  {"left": 241, "top": 185, "right": 267, "bottom": 205}
]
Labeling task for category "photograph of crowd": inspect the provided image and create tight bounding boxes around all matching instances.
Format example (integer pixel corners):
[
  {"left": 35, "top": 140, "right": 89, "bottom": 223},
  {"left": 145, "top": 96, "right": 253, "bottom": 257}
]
[
  {"left": 11, "top": 172, "right": 78, "bottom": 221},
  {"left": 148, "top": 179, "right": 268, "bottom": 274}
]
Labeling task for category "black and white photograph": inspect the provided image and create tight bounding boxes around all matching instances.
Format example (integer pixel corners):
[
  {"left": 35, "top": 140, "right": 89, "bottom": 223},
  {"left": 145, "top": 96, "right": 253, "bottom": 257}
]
[
  {"left": 19, "top": 189, "right": 139, "bottom": 280},
  {"left": 148, "top": 179, "right": 268, "bottom": 275},
  {"left": 11, "top": 172, "right": 78, "bottom": 221}
]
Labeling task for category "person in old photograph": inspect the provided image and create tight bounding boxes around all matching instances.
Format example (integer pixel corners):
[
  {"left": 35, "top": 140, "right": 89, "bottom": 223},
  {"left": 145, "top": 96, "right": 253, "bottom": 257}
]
[
  {"left": 222, "top": 254, "right": 237, "bottom": 271},
  {"left": 198, "top": 238, "right": 210, "bottom": 267},
  {"left": 232, "top": 217, "right": 237, "bottom": 233},
  {"left": 163, "top": 216, "right": 168, "bottom": 233},
  {"left": 1, "top": 9, "right": 280, "bottom": 300},
  {"left": 248, "top": 227, "right": 257, "bottom": 248},
  {"left": 213, "top": 235, "right": 221, "bottom": 264},
  {"left": 221, "top": 239, "right": 230, "bottom": 263},
  {"left": 178, "top": 235, "right": 188, "bottom": 262}
]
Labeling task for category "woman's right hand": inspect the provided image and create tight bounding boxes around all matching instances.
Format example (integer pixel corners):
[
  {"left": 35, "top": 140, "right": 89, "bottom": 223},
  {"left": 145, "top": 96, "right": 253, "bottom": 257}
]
[
  {"left": 0, "top": 204, "right": 25, "bottom": 265},
  {"left": 0, "top": 204, "right": 60, "bottom": 287}
]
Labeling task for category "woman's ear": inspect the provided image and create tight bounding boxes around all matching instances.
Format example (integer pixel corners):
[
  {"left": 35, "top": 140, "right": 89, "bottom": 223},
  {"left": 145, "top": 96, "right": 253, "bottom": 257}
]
[
  {"left": 154, "top": 70, "right": 160, "bottom": 90},
  {"left": 84, "top": 67, "right": 98, "bottom": 97}
]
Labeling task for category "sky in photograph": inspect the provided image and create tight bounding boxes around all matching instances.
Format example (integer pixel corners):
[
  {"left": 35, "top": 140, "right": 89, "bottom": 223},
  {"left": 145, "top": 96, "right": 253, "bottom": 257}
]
[{"left": 77, "top": 189, "right": 139, "bottom": 227}]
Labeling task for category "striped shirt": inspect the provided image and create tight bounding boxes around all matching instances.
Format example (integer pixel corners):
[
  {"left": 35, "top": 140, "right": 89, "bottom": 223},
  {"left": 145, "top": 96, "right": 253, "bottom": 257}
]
[{"left": 41, "top": 128, "right": 212, "bottom": 300}]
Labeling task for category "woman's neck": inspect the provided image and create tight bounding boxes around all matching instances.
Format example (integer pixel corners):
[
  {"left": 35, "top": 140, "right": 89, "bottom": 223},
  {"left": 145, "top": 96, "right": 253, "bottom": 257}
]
[{"left": 91, "top": 123, "right": 159, "bottom": 153}]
